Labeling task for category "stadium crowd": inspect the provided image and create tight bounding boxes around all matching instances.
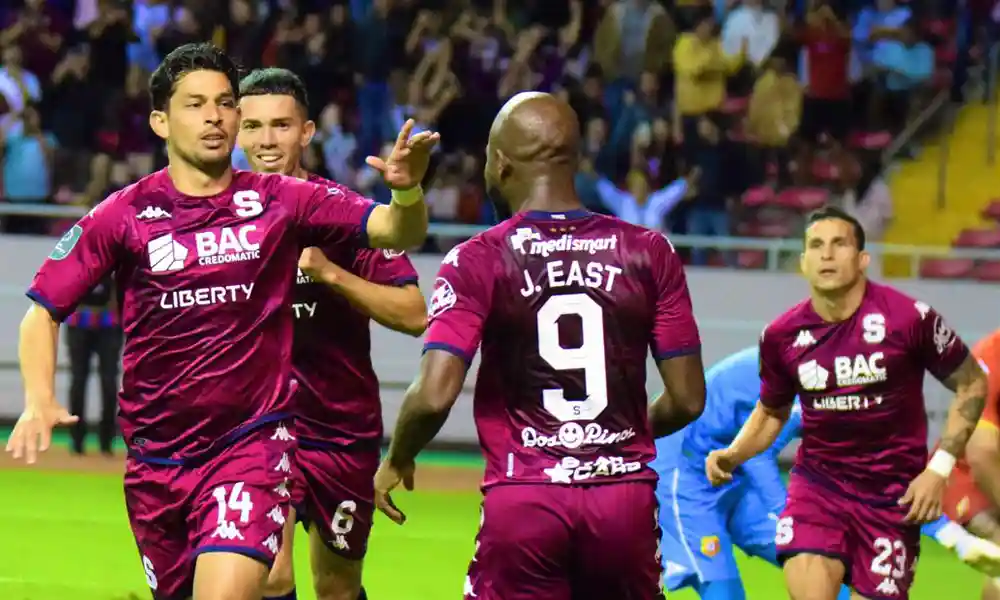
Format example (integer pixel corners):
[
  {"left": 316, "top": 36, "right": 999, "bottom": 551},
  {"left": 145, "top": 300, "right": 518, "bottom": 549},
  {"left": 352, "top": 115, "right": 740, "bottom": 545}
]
[{"left": 0, "top": 0, "right": 987, "bottom": 262}]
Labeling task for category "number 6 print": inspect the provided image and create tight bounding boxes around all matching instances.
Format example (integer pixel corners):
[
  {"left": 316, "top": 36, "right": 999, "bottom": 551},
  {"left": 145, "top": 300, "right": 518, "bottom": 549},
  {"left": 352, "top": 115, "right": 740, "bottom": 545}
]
[{"left": 331, "top": 500, "right": 357, "bottom": 535}]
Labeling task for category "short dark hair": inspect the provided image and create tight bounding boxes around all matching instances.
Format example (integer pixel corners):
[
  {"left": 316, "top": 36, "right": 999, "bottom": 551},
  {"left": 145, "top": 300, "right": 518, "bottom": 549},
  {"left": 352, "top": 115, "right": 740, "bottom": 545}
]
[
  {"left": 239, "top": 68, "right": 309, "bottom": 112},
  {"left": 149, "top": 43, "right": 241, "bottom": 111},
  {"left": 805, "top": 205, "right": 867, "bottom": 250}
]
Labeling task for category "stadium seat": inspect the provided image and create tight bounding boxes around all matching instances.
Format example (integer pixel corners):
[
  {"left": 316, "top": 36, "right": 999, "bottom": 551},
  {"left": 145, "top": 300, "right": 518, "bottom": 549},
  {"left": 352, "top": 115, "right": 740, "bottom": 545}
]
[
  {"left": 737, "top": 220, "right": 793, "bottom": 238},
  {"left": 741, "top": 186, "right": 775, "bottom": 208},
  {"left": 982, "top": 199, "right": 1000, "bottom": 221},
  {"left": 919, "top": 258, "right": 975, "bottom": 279},
  {"left": 775, "top": 187, "right": 829, "bottom": 212},
  {"left": 737, "top": 250, "right": 767, "bottom": 269},
  {"left": 722, "top": 96, "right": 749, "bottom": 115},
  {"left": 932, "top": 69, "right": 953, "bottom": 89},
  {"left": 971, "top": 260, "right": 1000, "bottom": 282},
  {"left": 953, "top": 228, "right": 1000, "bottom": 248},
  {"left": 811, "top": 158, "right": 840, "bottom": 182},
  {"left": 848, "top": 131, "right": 892, "bottom": 150}
]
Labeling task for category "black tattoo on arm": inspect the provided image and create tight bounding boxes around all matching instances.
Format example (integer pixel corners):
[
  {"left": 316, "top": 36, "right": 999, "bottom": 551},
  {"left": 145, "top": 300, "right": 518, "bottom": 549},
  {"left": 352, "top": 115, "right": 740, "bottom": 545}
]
[{"left": 938, "top": 355, "right": 988, "bottom": 458}]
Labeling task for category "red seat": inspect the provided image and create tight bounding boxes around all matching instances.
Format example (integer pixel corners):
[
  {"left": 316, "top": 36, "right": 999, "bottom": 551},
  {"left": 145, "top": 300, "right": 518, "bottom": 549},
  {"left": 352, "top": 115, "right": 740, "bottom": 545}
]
[
  {"left": 849, "top": 131, "right": 892, "bottom": 150},
  {"left": 923, "top": 18, "right": 954, "bottom": 38},
  {"left": 919, "top": 258, "right": 975, "bottom": 279},
  {"left": 756, "top": 222, "right": 794, "bottom": 238},
  {"left": 932, "top": 69, "right": 953, "bottom": 89},
  {"left": 811, "top": 158, "right": 840, "bottom": 181},
  {"left": 954, "top": 228, "right": 1000, "bottom": 248},
  {"left": 722, "top": 96, "right": 749, "bottom": 114},
  {"left": 776, "top": 187, "right": 829, "bottom": 211},
  {"left": 972, "top": 260, "right": 1000, "bottom": 282},
  {"left": 982, "top": 200, "right": 1000, "bottom": 221},
  {"left": 741, "top": 186, "right": 775, "bottom": 208},
  {"left": 737, "top": 250, "right": 766, "bottom": 269}
]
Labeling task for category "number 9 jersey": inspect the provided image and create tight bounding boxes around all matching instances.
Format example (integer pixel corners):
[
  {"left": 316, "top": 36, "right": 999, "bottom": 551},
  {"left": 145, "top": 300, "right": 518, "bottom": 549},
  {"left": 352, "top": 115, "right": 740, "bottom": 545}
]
[{"left": 424, "top": 209, "right": 701, "bottom": 489}]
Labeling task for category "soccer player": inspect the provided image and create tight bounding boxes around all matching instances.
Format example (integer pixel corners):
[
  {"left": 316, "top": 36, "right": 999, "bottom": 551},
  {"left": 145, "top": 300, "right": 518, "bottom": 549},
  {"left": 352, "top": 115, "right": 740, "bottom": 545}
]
[
  {"left": 237, "top": 67, "right": 427, "bottom": 600},
  {"left": 942, "top": 327, "right": 1000, "bottom": 599},
  {"left": 5, "top": 44, "right": 435, "bottom": 600},
  {"left": 372, "top": 91, "right": 707, "bottom": 600},
  {"left": 706, "top": 206, "right": 989, "bottom": 600},
  {"left": 660, "top": 346, "right": 1000, "bottom": 600}
]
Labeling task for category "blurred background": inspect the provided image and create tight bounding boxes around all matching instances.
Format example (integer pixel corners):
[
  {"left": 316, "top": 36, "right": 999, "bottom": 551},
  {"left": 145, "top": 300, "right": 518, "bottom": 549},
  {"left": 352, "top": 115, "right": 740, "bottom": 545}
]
[{"left": 0, "top": 0, "right": 997, "bottom": 276}]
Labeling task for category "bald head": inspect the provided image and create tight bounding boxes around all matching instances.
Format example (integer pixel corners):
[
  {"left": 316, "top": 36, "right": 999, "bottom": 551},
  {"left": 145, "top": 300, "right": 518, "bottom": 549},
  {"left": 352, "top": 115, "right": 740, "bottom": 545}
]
[
  {"left": 489, "top": 92, "right": 580, "bottom": 166},
  {"left": 483, "top": 92, "right": 583, "bottom": 219}
]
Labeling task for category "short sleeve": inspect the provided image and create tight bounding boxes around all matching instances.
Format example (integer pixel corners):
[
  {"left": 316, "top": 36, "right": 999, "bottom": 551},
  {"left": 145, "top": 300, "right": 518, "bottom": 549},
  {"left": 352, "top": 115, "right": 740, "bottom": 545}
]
[
  {"left": 352, "top": 249, "right": 419, "bottom": 287},
  {"left": 758, "top": 324, "right": 798, "bottom": 410},
  {"left": 649, "top": 233, "right": 700, "bottom": 360},
  {"left": 27, "top": 193, "right": 126, "bottom": 321},
  {"left": 293, "top": 178, "right": 377, "bottom": 249},
  {"left": 423, "top": 241, "right": 493, "bottom": 362},
  {"left": 909, "top": 302, "right": 969, "bottom": 383}
]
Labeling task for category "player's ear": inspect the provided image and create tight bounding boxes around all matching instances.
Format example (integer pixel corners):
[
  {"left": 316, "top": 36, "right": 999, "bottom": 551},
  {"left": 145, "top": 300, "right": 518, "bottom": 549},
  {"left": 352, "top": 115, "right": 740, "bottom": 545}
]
[
  {"left": 496, "top": 150, "right": 512, "bottom": 181},
  {"left": 858, "top": 249, "right": 871, "bottom": 271},
  {"left": 798, "top": 252, "right": 807, "bottom": 276},
  {"left": 301, "top": 120, "right": 317, "bottom": 147},
  {"left": 149, "top": 110, "right": 169, "bottom": 140}
]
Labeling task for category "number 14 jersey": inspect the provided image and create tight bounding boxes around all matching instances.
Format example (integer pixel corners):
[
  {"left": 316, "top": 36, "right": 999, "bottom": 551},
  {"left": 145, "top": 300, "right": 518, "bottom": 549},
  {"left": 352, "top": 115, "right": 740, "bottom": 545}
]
[{"left": 424, "top": 209, "right": 701, "bottom": 488}]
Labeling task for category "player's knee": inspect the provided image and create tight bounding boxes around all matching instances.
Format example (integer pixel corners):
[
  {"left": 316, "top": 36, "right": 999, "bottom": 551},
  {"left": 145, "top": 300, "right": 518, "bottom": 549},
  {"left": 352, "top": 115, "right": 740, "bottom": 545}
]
[
  {"left": 695, "top": 578, "right": 746, "bottom": 600},
  {"left": 312, "top": 564, "right": 362, "bottom": 600}
]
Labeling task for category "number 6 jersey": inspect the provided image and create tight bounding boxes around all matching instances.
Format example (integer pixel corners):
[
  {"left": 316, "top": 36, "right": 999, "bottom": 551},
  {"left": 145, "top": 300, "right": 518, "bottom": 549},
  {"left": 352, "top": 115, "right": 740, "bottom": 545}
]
[{"left": 424, "top": 209, "right": 701, "bottom": 488}]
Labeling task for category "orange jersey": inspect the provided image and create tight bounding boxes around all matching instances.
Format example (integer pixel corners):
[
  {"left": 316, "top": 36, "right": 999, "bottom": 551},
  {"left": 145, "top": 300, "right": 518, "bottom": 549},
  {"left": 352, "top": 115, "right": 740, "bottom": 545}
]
[{"left": 973, "top": 328, "right": 1000, "bottom": 431}]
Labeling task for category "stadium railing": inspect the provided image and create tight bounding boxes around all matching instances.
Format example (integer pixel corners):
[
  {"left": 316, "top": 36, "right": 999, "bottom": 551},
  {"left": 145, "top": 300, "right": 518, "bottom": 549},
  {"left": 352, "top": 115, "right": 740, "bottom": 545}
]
[{"left": 3, "top": 203, "right": 1000, "bottom": 278}]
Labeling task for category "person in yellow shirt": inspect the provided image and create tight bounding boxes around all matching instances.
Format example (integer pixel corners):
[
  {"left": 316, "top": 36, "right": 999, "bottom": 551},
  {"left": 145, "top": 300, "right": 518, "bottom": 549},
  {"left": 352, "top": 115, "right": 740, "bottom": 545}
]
[
  {"left": 747, "top": 55, "right": 802, "bottom": 185},
  {"left": 673, "top": 10, "right": 745, "bottom": 152}
]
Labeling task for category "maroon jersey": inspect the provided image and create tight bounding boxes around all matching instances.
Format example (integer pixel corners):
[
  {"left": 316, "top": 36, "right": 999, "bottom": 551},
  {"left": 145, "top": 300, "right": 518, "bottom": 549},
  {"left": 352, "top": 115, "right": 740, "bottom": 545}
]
[
  {"left": 424, "top": 209, "right": 700, "bottom": 489},
  {"left": 27, "top": 169, "right": 375, "bottom": 462},
  {"left": 292, "top": 173, "right": 419, "bottom": 447},
  {"left": 759, "top": 281, "right": 969, "bottom": 503}
]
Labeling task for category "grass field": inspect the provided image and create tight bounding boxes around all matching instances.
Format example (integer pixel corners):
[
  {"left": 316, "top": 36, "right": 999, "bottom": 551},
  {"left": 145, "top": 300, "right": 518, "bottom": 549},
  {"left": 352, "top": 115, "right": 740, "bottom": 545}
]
[{"left": 0, "top": 437, "right": 989, "bottom": 600}]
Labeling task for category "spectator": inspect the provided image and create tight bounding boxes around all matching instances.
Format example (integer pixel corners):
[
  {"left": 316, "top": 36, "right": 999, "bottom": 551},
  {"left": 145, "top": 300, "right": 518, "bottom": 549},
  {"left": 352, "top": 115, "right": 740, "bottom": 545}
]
[
  {"left": 129, "top": 0, "right": 171, "bottom": 73},
  {"left": 224, "top": 0, "right": 268, "bottom": 72},
  {"left": 722, "top": 0, "right": 780, "bottom": 69},
  {"left": 47, "top": 44, "right": 99, "bottom": 192},
  {"left": 0, "top": 45, "right": 42, "bottom": 129},
  {"left": 594, "top": 0, "right": 674, "bottom": 115},
  {"left": 747, "top": 56, "right": 801, "bottom": 185},
  {"left": 594, "top": 140, "right": 691, "bottom": 231},
  {"left": 1, "top": 105, "right": 57, "bottom": 235},
  {"left": 0, "top": 0, "right": 68, "bottom": 82},
  {"left": 843, "top": 156, "right": 893, "bottom": 241},
  {"left": 685, "top": 115, "right": 731, "bottom": 266},
  {"left": 611, "top": 72, "right": 666, "bottom": 161},
  {"left": 673, "top": 11, "right": 745, "bottom": 149},
  {"left": 119, "top": 64, "right": 155, "bottom": 178},
  {"left": 317, "top": 102, "right": 358, "bottom": 185},
  {"left": 797, "top": 1, "right": 852, "bottom": 181},
  {"left": 852, "top": 0, "right": 912, "bottom": 125},
  {"left": 872, "top": 22, "right": 933, "bottom": 135},
  {"left": 86, "top": 0, "right": 134, "bottom": 90},
  {"left": 355, "top": 0, "right": 394, "bottom": 156}
]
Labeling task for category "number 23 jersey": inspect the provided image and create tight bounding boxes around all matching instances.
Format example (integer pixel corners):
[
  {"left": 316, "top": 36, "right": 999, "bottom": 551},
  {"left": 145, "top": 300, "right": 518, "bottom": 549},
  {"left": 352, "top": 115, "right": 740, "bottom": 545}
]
[{"left": 424, "top": 209, "right": 701, "bottom": 488}]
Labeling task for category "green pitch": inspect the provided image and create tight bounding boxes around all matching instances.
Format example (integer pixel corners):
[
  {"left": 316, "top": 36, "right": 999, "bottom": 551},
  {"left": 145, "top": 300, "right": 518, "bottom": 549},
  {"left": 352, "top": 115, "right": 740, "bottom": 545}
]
[{"left": 0, "top": 463, "right": 986, "bottom": 600}]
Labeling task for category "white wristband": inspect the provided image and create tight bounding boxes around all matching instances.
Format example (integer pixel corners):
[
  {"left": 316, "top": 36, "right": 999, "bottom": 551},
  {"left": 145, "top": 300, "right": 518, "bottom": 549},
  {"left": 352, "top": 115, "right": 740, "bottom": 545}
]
[
  {"left": 391, "top": 186, "right": 423, "bottom": 207},
  {"left": 928, "top": 449, "right": 957, "bottom": 478}
]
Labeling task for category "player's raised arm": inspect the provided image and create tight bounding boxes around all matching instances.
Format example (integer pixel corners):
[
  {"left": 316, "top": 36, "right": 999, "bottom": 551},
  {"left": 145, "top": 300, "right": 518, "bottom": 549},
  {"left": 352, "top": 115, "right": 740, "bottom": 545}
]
[
  {"left": 707, "top": 327, "right": 794, "bottom": 485},
  {"left": 363, "top": 119, "right": 436, "bottom": 250},
  {"left": 8, "top": 194, "right": 126, "bottom": 463},
  {"left": 298, "top": 247, "right": 426, "bottom": 336},
  {"left": 376, "top": 243, "right": 491, "bottom": 524},
  {"left": 646, "top": 234, "right": 706, "bottom": 437}
]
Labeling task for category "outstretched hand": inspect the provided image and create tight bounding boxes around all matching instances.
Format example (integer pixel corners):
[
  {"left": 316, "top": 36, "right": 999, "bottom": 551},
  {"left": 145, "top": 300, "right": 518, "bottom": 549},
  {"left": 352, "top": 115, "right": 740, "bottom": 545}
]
[
  {"left": 5, "top": 404, "right": 79, "bottom": 464},
  {"left": 366, "top": 119, "right": 440, "bottom": 191}
]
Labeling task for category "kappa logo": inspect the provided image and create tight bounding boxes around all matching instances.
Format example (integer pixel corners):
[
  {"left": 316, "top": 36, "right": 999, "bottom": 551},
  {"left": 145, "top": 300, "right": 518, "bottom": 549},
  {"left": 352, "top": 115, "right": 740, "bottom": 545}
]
[
  {"left": 262, "top": 533, "right": 279, "bottom": 554},
  {"left": 267, "top": 506, "right": 286, "bottom": 526},
  {"left": 793, "top": 330, "right": 815, "bottom": 348},
  {"left": 383, "top": 249, "right": 405, "bottom": 259},
  {"left": 148, "top": 233, "right": 188, "bottom": 273},
  {"left": 136, "top": 206, "right": 172, "bottom": 220}
]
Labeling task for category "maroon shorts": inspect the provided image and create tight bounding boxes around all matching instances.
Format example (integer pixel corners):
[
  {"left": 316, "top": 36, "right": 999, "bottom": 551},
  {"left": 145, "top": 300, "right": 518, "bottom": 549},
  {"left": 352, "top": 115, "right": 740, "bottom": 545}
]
[
  {"left": 291, "top": 444, "right": 379, "bottom": 560},
  {"left": 124, "top": 422, "right": 296, "bottom": 600},
  {"left": 777, "top": 472, "right": 921, "bottom": 599},
  {"left": 464, "top": 482, "right": 663, "bottom": 600}
]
